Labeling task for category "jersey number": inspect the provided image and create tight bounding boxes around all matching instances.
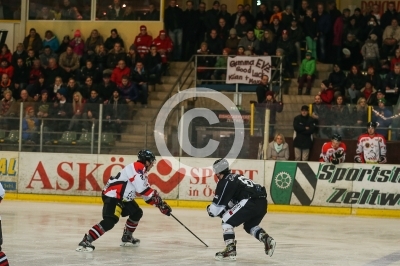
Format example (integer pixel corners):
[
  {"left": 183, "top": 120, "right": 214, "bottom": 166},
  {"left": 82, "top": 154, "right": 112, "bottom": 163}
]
[{"left": 238, "top": 176, "right": 254, "bottom": 187}]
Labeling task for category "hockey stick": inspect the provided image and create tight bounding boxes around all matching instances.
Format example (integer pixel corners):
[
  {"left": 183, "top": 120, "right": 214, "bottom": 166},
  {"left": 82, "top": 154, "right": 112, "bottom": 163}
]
[
  {"left": 170, "top": 213, "right": 208, "bottom": 247},
  {"left": 0, "top": 216, "right": 2, "bottom": 246}
]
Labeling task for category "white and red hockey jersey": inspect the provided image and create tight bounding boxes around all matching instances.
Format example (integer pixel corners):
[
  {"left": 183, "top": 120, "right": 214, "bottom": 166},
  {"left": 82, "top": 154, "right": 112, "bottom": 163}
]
[
  {"left": 134, "top": 34, "right": 153, "bottom": 58},
  {"left": 355, "top": 133, "right": 387, "bottom": 163},
  {"left": 102, "top": 161, "right": 156, "bottom": 204},
  {"left": 152, "top": 33, "right": 173, "bottom": 63},
  {"left": 319, "top": 141, "right": 347, "bottom": 163}
]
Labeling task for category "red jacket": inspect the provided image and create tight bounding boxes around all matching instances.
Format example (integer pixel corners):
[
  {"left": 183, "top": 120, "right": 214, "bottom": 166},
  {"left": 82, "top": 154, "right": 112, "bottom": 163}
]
[
  {"left": 0, "top": 52, "right": 12, "bottom": 64},
  {"left": 390, "top": 57, "right": 400, "bottom": 71},
  {"left": 320, "top": 88, "right": 334, "bottom": 104},
  {"left": 29, "top": 67, "right": 44, "bottom": 84},
  {"left": 0, "top": 65, "right": 14, "bottom": 79},
  {"left": 152, "top": 34, "right": 174, "bottom": 63},
  {"left": 333, "top": 17, "right": 344, "bottom": 46},
  {"left": 134, "top": 34, "right": 153, "bottom": 58},
  {"left": 111, "top": 67, "right": 131, "bottom": 86}
]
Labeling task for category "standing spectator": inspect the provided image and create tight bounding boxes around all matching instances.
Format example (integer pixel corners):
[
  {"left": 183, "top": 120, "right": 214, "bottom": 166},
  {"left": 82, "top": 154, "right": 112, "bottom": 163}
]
[
  {"left": 370, "top": 4, "right": 381, "bottom": 25},
  {"left": 319, "top": 80, "right": 334, "bottom": 104},
  {"left": 372, "top": 98, "right": 392, "bottom": 139},
  {"left": 266, "top": 133, "right": 289, "bottom": 160},
  {"left": 380, "top": 2, "right": 397, "bottom": 30},
  {"left": 152, "top": 30, "right": 173, "bottom": 74},
  {"left": 269, "top": 5, "right": 282, "bottom": 23},
  {"left": 42, "top": 30, "right": 59, "bottom": 54},
  {"left": 361, "top": 34, "right": 380, "bottom": 70},
  {"left": 345, "top": 65, "right": 365, "bottom": 103},
  {"left": 217, "top": 18, "right": 230, "bottom": 43},
  {"left": 59, "top": 46, "right": 80, "bottom": 80},
  {"left": 164, "top": 0, "right": 184, "bottom": 61},
  {"left": 331, "top": 95, "right": 350, "bottom": 137},
  {"left": 288, "top": 19, "right": 304, "bottom": 66},
  {"left": 311, "top": 94, "right": 329, "bottom": 138},
  {"left": 105, "top": 89, "right": 125, "bottom": 140},
  {"left": 183, "top": 1, "right": 199, "bottom": 61},
  {"left": 0, "top": 44, "right": 12, "bottom": 64},
  {"left": 68, "top": 91, "right": 85, "bottom": 131},
  {"left": 97, "top": 73, "right": 117, "bottom": 102},
  {"left": 332, "top": 9, "right": 350, "bottom": 63},
  {"left": 107, "top": 0, "right": 125, "bottom": 20},
  {"left": 111, "top": 60, "right": 130, "bottom": 86},
  {"left": 107, "top": 42, "right": 127, "bottom": 70},
  {"left": 12, "top": 43, "right": 28, "bottom": 68},
  {"left": 259, "top": 30, "right": 276, "bottom": 56},
  {"left": 328, "top": 64, "right": 346, "bottom": 97},
  {"left": 298, "top": 51, "right": 316, "bottom": 95},
  {"left": 205, "top": 1, "right": 220, "bottom": 34},
  {"left": 293, "top": 105, "right": 314, "bottom": 161},
  {"left": 354, "top": 122, "right": 387, "bottom": 164},
  {"left": 225, "top": 28, "right": 241, "bottom": 54},
  {"left": 319, "top": 134, "right": 346, "bottom": 164},
  {"left": 382, "top": 19, "right": 400, "bottom": 57},
  {"left": 196, "top": 2, "right": 207, "bottom": 50},
  {"left": 70, "top": 30, "right": 85, "bottom": 57},
  {"left": 143, "top": 3, "right": 160, "bottom": 21},
  {"left": 85, "top": 29, "right": 104, "bottom": 54},
  {"left": 383, "top": 63, "right": 400, "bottom": 105},
  {"left": 277, "top": 30, "right": 295, "bottom": 64},
  {"left": 361, "top": 16, "right": 382, "bottom": 46},
  {"left": 238, "top": 30, "right": 259, "bottom": 55},
  {"left": 235, "top": 15, "right": 253, "bottom": 38},
  {"left": 131, "top": 61, "right": 148, "bottom": 108},
  {"left": 281, "top": 6, "right": 295, "bottom": 29},
  {"left": 39, "top": 46, "right": 58, "bottom": 69},
  {"left": 304, "top": 8, "right": 317, "bottom": 60},
  {"left": 104, "top": 29, "right": 125, "bottom": 51},
  {"left": 145, "top": 45, "right": 163, "bottom": 84},
  {"left": 296, "top": 0, "right": 309, "bottom": 26},
  {"left": 206, "top": 29, "right": 223, "bottom": 55},
  {"left": 23, "top": 28, "right": 42, "bottom": 56},
  {"left": 0, "top": 89, "right": 15, "bottom": 129},
  {"left": 255, "top": 4, "right": 272, "bottom": 29},
  {"left": 81, "top": 89, "right": 102, "bottom": 131},
  {"left": 231, "top": 4, "right": 245, "bottom": 28},
  {"left": 134, "top": 25, "right": 153, "bottom": 59},
  {"left": 353, "top": 97, "right": 368, "bottom": 136},
  {"left": 218, "top": 4, "right": 231, "bottom": 28},
  {"left": 314, "top": 3, "right": 330, "bottom": 63},
  {"left": 256, "top": 75, "right": 270, "bottom": 103}
]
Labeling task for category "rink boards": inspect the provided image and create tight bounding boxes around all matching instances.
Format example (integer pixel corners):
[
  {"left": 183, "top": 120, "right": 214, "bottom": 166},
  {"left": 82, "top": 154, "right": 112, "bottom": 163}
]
[{"left": 1, "top": 151, "right": 400, "bottom": 217}]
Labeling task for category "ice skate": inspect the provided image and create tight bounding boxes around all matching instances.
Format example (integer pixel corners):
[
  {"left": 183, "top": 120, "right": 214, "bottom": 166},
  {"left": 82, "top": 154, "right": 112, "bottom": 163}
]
[
  {"left": 261, "top": 234, "right": 276, "bottom": 257},
  {"left": 215, "top": 241, "right": 236, "bottom": 261},
  {"left": 120, "top": 234, "right": 140, "bottom": 247},
  {"left": 76, "top": 234, "right": 95, "bottom": 252}
]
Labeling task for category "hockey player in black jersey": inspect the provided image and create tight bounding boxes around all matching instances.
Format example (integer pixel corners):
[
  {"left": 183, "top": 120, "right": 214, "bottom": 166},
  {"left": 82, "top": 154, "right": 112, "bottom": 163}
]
[{"left": 207, "top": 158, "right": 276, "bottom": 261}]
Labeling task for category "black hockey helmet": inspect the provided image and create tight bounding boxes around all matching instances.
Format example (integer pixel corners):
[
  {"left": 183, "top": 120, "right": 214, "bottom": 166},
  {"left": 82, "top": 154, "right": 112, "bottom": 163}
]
[
  {"left": 332, "top": 134, "right": 342, "bottom": 142},
  {"left": 367, "top": 122, "right": 377, "bottom": 128},
  {"left": 213, "top": 158, "right": 230, "bottom": 175},
  {"left": 138, "top": 149, "right": 156, "bottom": 164}
]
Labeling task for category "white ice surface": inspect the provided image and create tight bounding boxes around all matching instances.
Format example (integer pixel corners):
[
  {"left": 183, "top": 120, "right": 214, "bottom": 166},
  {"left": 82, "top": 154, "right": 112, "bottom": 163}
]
[{"left": 0, "top": 201, "right": 399, "bottom": 266}]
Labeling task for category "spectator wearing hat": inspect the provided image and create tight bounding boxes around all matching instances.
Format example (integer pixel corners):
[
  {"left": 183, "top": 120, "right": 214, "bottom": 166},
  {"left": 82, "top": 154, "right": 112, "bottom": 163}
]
[
  {"left": 69, "top": 30, "right": 85, "bottom": 57},
  {"left": 293, "top": 105, "right": 314, "bottom": 161},
  {"left": 107, "top": 42, "right": 127, "bottom": 69},
  {"left": 164, "top": 0, "right": 184, "bottom": 61},
  {"left": 298, "top": 51, "right": 316, "bottom": 95},
  {"left": 182, "top": 1, "right": 199, "bottom": 61},
  {"left": 107, "top": 0, "right": 125, "bottom": 20},
  {"left": 288, "top": 18, "right": 304, "bottom": 66},
  {"left": 105, "top": 89, "right": 126, "bottom": 140},
  {"left": 97, "top": 73, "right": 117, "bottom": 102},
  {"left": 23, "top": 28, "right": 42, "bottom": 56},
  {"left": 372, "top": 98, "right": 392, "bottom": 138},
  {"left": 361, "top": 34, "right": 380, "bottom": 70},
  {"left": 382, "top": 19, "right": 400, "bottom": 57},
  {"left": 238, "top": 29, "right": 260, "bottom": 55},
  {"left": 22, "top": 106, "right": 39, "bottom": 144},
  {"left": 319, "top": 79, "right": 334, "bottom": 104},
  {"left": 384, "top": 62, "right": 400, "bottom": 105},
  {"left": 134, "top": 25, "right": 153, "bottom": 59},
  {"left": 235, "top": 15, "right": 253, "bottom": 38},
  {"left": 225, "top": 28, "right": 241, "bottom": 54},
  {"left": 104, "top": 29, "right": 125, "bottom": 51},
  {"left": 368, "top": 88, "right": 386, "bottom": 106},
  {"left": 304, "top": 8, "right": 317, "bottom": 59},
  {"left": 152, "top": 30, "right": 173, "bottom": 74}
]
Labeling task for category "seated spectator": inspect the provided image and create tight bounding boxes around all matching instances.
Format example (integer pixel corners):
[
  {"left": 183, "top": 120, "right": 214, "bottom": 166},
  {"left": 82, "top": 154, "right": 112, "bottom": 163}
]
[
  {"left": 345, "top": 65, "right": 365, "bottom": 104},
  {"left": 143, "top": 3, "right": 160, "bottom": 20},
  {"left": 0, "top": 59, "right": 14, "bottom": 80},
  {"left": 134, "top": 25, "right": 153, "bottom": 59},
  {"left": 58, "top": 35, "right": 71, "bottom": 55},
  {"left": 0, "top": 44, "right": 12, "bottom": 64},
  {"left": 343, "top": 17, "right": 362, "bottom": 43},
  {"left": 59, "top": 46, "right": 80, "bottom": 80},
  {"left": 85, "top": 29, "right": 104, "bottom": 54},
  {"left": 107, "top": 0, "right": 125, "bottom": 20},
  {"left": 81, "top": 77, "right": 96, "bottom": 99},
  {"left": 254, "top": 20, "right": 264, "bottom": 41},
  {"left": 238, "top": 29, "right": 260, "bottom": 55},
  {"left": 266, "top": 133, "right": 289, "bottom": 160},
  {"left": 235, "top": 15, "right": 253, "bottom": 38},
  {"left": 80, "top": 60, "right": 101, "bottom": 84},
  {"left": 341, "top": 34, "right": 362, "bottom": 71},
  {"left": 368, "top": 88, "right": 386, "bottom": 106},
  {"left": 382, "top": 18, "right": 400, "bottom": 57},
  {"left": 288, "top": 19, "right": 304, "bottom": 66},
  {"left": 42, "top": 30, "right": 59, "bottom": 53},
  {"left": 82, "top": 89, "right": 103, "bottom": 131},
  {"left": 36, "top": 5, "right": 55, "bottom": 20},
  {"left": 383, "top": 63, "right": 400, "bottom": 105},
  {"left": 328, "top": 64, "right": 346, "bottom": 97},
  {"left": 360, "top": 80, "right": 376, "bottom": 102},
  {"left": 361, "top": 34, "right": 379, "bottom": 70},
  {"left": 105, "top": 89, "right": 126, "bottom": 140},
  {"left": 196, "top": 42, "right": 213, "bottom": 83},
  {"left": 118, "top": 76, "right": 136, "bottom": 119},
  {"left": 269, "top": 16, "right": 284, "bottom": 41},
  {"left": 256, "top": 75, "right": 270, "bottom": 103},
  {"left": 22, "top": 106, "right": 39, "bottom": 144},
  {"left": 65, "top": 77, "right": 84, "bottom": 101},
  {"left": 259, "top": 30, "right": 277, "bottom": 56},
  {"left": 372, "top": 98, "right": 392, "bottom": 139},
  {"left": 331, "top": 95, "right": 350, "bottom": 137},
  {"left": 144, "top": 45, "right": 163, "bottom": 84},
  {"left": 311, "top": 94, "right": 329, "bottom": 138},
  {"left": 94, "top": 44, "right": 108, "bottom": 71},
  {"left": 353, "top": 97, "right": 368, "bottom": 136},
  {"left": 49, "top": 76, "right": 67, "bottom": 101},
  {"left": 107, "top": 42, "right": 127, "bottom": 70},
  {"left": 131, "top": 61, "right": 148, "bottom": 107},
  {"left": 13, "top": 58, "right": 29, "bottom": 92},
  {"left": 258, "top": 91, "right": 283, "bottom": 135},
  {"left": 50, "top": 88, "right": 72, "bottom": 133},
  {"left": 0, "top": 89, "right": 15, "bottom": 129},
  {"left": 23, "top": 28, "right": 42, "bottom": 56},
  {"left": 206, "top": 29, "right": 224, "bottom": 55},
  {"left": 111, "top": 60, "right": 131, "bottom": 86},
  {"left": 69, "top": 30, "right": 85, "bottom": 57},
  {"left": 25, "top": 49, "right": 38, "bottom": 68},
  {"left": 211, "top": 48, "right": 229, "bottom": 82},
  {"left": 365, "top": 66, "right": 382, "bottom": 91},
  {"left": 29, "top": 59, "right": 44, "bottom": 86},
  {"left": 126, "top": 45, "right": 141, "bottom": 68},
  {"left": 293, "top": 105, "right": 314, "bottom": 161},
  {"left": 152, "top": 30, "right": 173, "bottom": 73},
  {"left": 12, "top": 43, "right": 28, "bottom": 68},
  {"left": 29, "top": 75, "right": 47, "bottom": 98},
  {"left": 237, "top": 46, "right": 245, "bottom": 55},
  {"left": 68, "top": 91, "right": 85, "bottom": 131},
  {"left": 298, "top": 51, "right": 316, "bottom": 95},
  {"left": 51, "top": 3, "right": 62, "bottom": 20},
  {"left": 391, "top": 49, "right": 400, "bottom": 71},
  {"left": 255, "top": 4, "right": 272, "bottom": 28},
  {"left": 225, "top": 28, "right": 241, "bottom": 54},
  {"left": 39, "top": 46, "right": 58, "bottom": 69},
  {"left": 281, "top": 5, "right": 295, "bottom": 29},
  {"left": 97, "top": 73, "right": 117, "bottom": 102},
  {"left": 104, "top": 29, "right": 125, "bottom": 51},
  {"left": 0, "top": 73, "right": 13, "bottom": 99},
  {"left": 319, "top": 80, "right": 334, "bottom": 104}
]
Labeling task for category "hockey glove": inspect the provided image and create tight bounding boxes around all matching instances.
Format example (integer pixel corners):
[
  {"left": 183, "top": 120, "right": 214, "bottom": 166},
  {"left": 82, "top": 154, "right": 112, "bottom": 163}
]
[
  {"left": 149, "top": 190, "right": 163, "bottom": 206},
  {"left": 334, "top": 150, "right": 344, "bottom": 159},
  {"left": 378, "top": 156, "right": 387, "bottom": 164},
  {"left": 331, "top": 158, "right": 339, "bottom": 165},
  {"left": 354, "top": 155, "right": 362, "bottom": 163},
  {"left": 158, "top": 201, "right": 172, "bottom": 216}
]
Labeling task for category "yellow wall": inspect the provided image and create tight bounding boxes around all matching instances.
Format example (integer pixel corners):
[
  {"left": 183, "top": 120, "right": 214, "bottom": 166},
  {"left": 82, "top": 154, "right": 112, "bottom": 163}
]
[{"left": 25, "top": 21, "right": 164, "bottom": 46}]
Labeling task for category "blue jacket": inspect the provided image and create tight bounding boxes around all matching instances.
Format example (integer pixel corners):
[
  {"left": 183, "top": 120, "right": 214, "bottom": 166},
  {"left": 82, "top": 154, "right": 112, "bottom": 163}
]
[
  {"left": 315, "top": 12, "right": 331, "bottom": 35},
  {"left": 43, "top": 36, "right": 60, "bottom": 54},
  {"left": 22, "top": 117, "right": 39, "bottom": 140}
]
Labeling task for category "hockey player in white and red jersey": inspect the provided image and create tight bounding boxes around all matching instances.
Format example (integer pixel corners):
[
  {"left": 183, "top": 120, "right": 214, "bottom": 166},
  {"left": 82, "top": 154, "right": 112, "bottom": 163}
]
[
  {"left": 76, "top": 150, "right": 172, "bottom": 252},
  {"left": 0, "top": 182, "right": 10, "bottom": 265},
  {"left": 354, "top": 122, "right": 387, "bottom": 164},
  {"left": 319, "top": 134, "right": 346, "bottom": 164}
]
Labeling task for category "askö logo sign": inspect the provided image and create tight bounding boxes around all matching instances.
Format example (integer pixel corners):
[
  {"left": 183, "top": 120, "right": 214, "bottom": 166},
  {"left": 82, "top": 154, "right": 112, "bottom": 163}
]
[{"left": 271, "top": 162, "right": 400, "bottom": 207}]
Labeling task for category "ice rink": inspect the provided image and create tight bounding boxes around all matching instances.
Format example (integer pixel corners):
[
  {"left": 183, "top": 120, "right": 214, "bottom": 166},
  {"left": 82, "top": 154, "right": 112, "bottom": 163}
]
[{"left": 0, "top": 201, "right": 399, "bottom": 266}]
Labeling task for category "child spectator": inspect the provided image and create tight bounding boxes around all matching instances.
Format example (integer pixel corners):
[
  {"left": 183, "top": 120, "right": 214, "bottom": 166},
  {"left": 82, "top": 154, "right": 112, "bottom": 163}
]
[
  {"left": 70, "top": 30, "right": 85, "bottom": 57},
  {"left": 211, "top": 48, "right": 229, "bottom": 82},
  {"left": 298, "top": 51, "right": 316, "bottom": 95}
]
